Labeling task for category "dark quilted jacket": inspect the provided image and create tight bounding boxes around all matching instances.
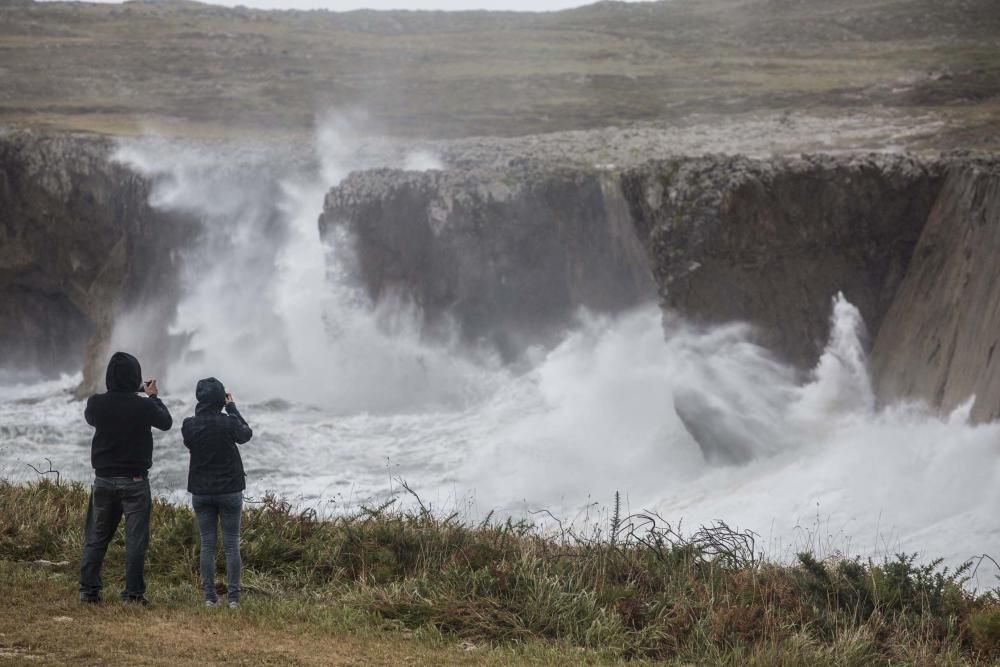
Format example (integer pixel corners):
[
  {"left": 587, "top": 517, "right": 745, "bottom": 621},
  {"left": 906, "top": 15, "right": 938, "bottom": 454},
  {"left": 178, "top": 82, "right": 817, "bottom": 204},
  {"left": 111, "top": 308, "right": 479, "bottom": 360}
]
[{"left": 182, "top": 377, "right": 253, "bottom": 495}]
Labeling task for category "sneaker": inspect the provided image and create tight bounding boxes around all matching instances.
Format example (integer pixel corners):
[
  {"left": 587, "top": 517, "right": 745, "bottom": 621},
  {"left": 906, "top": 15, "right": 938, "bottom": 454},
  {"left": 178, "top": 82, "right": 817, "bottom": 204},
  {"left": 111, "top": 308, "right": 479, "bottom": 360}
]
[
  {"left": 123, "top": 596, "right": 150, "bottom": 606},
  {"left": 79, "top": 596, "right": 100, "bottom": 605},
  {"left": 228, "top": 601, "right": 239, "bottom": 610},
  {"left": 205, "top": 600, "right": 218, "bottom": 608}
]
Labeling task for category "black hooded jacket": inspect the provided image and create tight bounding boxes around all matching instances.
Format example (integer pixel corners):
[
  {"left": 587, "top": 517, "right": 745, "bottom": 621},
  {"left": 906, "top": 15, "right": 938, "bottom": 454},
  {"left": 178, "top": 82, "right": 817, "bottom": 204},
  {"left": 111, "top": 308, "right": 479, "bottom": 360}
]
[
  {"left": 182, "top": 377, "right": 253, "bottom": 495},
  {"left": 84, "top": 352, "right": 173, "bottom": 477}
]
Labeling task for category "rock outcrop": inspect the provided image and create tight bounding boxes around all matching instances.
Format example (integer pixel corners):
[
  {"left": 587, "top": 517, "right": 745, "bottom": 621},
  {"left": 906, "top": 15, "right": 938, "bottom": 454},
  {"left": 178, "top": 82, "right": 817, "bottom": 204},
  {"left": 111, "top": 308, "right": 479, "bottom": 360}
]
[
  {"left": 624, "top": 152, "right": 1000, "bottom": 419},
  {"left": 0, "top": 130, "right": 194, "bottom": 388},
  {"left": 7, "top": 125, "right": 999, "bottom": 422},
  {"left": 622, "top": 154, "right": 946, "bottom": 368},
  {"left": 321, "top": 166, "right": 657, "bottom": 357},
  {"left": 322, "top": 151, "right": 1000, "bottom": 420},
  {"left": 871, "top": 159, "right": 1000, "bottom": 420},
  {"left": 323, "top": 154, "right": 946, "bottom": 369}
]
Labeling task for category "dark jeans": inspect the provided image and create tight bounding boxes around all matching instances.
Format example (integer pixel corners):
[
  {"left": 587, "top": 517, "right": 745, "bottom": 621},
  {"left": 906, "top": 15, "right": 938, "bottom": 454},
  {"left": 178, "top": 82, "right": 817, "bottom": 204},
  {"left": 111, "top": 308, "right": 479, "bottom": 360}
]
[
  {"left": 79, "top": 476, "right": 151, "bottom": 601},
  {"left": 192, "top": 491, "right": 242, "bottom": 603}
]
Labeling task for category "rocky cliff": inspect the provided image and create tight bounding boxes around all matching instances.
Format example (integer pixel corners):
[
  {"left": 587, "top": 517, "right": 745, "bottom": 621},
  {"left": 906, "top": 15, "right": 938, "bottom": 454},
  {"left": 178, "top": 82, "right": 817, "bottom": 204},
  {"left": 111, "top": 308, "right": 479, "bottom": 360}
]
[
  {"left": 871, "top": 159, "right": 1000, "bottom": 420},
  {"left": 322, "top": 152, "right": 1000, "bottom": 419},
  {"left": 626, "top": 153, "right": 1000, "bottom": 419},
  {"left": 322, "top": 155, "right": 945, "bottom": 367},
  {"left": 7, "top": 126, "right": 999, "bottom": 421},
  {"left": 0, "top": 130, "right": 194, "bottom": 388},
  {"left": 622, "top": 154, "right": 946, "bottom": 368},
  {"left": 321, "top": 166, "right": 657, "bottom": 358}
]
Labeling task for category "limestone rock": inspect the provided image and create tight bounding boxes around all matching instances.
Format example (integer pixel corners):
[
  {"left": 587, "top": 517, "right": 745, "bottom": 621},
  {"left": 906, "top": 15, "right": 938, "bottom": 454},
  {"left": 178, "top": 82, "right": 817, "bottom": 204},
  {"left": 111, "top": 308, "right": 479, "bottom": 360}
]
[
  {"left": 321, "top": 164, "right": 657, "bottom": 358},
  {"left": 0, "top": 130, "right": 196, "bottom": 391},
  {"left": 622, "top": 153, "right": 946, "bottom": 368},
  {"left": 871, "top": 158, "right": 1000, "bottom": 420}
]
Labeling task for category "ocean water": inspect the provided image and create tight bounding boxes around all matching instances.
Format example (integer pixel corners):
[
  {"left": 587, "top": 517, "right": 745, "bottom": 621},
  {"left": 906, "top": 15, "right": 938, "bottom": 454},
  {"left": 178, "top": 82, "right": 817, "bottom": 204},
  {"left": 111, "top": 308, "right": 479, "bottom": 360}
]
[{"left": 3, "top": 125, "right": 998, "bottom": 587}]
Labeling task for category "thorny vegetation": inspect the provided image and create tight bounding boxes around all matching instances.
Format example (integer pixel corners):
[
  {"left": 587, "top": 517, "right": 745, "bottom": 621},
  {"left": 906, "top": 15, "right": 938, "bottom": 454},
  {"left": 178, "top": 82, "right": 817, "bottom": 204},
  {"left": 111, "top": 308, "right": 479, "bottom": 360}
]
[{"left": 2, "top": 479, "right": 1000, "bottom": 665}]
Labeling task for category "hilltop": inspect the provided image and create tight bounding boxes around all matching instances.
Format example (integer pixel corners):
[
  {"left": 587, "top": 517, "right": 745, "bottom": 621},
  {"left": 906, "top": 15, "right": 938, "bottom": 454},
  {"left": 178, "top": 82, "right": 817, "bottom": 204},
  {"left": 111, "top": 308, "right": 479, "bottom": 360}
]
[{"left": 0, "top": 0, "right": 997, "bottom": 143}]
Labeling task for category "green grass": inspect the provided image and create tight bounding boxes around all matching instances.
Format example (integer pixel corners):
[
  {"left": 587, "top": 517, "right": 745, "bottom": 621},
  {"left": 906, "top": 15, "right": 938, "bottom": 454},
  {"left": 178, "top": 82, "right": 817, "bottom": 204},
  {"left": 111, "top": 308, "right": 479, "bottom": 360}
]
[{"left": 2, "top": 479, "right": 999, "bottom": 664}]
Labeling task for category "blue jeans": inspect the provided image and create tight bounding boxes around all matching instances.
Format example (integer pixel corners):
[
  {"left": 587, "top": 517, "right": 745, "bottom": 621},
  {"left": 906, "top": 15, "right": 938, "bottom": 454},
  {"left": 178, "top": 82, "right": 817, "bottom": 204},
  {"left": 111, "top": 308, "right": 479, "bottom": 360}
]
[
  {"left": 79, "top": 476, "right": 151, "bottom": 601},
  {"left": 192, "top": 492, "right": 242, "bottom": 603}
]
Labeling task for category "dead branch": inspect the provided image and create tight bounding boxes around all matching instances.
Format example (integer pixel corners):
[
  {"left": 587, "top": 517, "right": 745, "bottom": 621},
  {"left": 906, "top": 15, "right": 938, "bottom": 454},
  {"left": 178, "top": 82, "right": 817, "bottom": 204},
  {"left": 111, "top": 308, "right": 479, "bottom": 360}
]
[
  {"left": 969, "top": 553, "right": 1000, "bottom": 582},
  {"left": 26, "top": 458, "right": 60, "bottom": 485},
  {"left": 528, "top": 508, "right": 568, "bottom": 544},
  {"left": 396, "top": 477, "right": 430, "bottom": 515}
]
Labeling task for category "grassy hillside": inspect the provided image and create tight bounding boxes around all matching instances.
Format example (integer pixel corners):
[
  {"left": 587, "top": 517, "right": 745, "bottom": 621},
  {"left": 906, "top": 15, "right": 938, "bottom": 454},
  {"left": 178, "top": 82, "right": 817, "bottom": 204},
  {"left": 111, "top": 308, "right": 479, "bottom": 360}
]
[
  {"left": 0, "top": 0, "right": 997, "bottom": 141},
  {"left": 2, "top": 479, "right": 999, "bottom": 665}
]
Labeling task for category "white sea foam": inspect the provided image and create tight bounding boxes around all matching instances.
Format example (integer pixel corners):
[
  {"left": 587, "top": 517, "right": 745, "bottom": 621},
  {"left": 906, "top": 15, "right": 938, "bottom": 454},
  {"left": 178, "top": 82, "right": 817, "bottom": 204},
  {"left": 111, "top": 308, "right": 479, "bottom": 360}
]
[{"left": 2, "top": 122, "right": 998, "bottom": 587}]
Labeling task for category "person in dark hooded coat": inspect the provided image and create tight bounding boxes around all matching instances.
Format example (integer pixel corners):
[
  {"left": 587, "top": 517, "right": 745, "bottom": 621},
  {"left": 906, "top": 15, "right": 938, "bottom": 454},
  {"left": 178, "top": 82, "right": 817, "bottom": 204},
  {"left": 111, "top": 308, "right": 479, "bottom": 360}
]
[
  {"left": 79, "top": 351, "right": 172, "bottom": 604},
  {"left": 181, "top": 377, "right": 252, "bottom": 608}
]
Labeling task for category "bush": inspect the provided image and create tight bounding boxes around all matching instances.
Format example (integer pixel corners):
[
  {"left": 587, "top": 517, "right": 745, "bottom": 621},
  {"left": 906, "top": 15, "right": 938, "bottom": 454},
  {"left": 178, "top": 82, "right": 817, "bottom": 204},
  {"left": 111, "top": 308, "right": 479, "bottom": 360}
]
[{"left": 968, "top": 609, "right": 1000, "bottom": 657}]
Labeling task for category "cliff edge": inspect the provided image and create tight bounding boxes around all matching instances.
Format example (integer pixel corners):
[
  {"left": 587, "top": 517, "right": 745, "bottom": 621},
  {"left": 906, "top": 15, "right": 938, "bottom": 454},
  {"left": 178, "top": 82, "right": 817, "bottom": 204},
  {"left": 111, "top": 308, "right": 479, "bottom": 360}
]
[
  {"left": 872, "top": 159, "right": 1000, "bottom": 420},
  {"left": 0, "top": 130, "right": 194, "bottom": 390},
  {"left": 321, "top": 165, "right": 657, "bottom": 358},
  {"left": 323, "top": 151, "right": 1000, "bottom": 419}
]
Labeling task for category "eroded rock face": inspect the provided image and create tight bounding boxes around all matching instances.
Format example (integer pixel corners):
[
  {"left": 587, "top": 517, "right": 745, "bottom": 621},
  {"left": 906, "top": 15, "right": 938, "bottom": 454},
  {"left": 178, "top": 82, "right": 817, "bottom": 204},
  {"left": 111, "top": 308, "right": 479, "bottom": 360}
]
[
  {"left": 321, "top": 166, "right": 657, "bottom": 357},
  {"left": 325, "top": 154, "right": 948, "bottom": 373},
  {"left": 871, "top": 159, "right": 1000, "bottom": 420},
  {"left": 621, "top": 154, "right": 946, "bottom": 368},
  {"left": 7, "top": 131, "right": 984, "bottom": 420},
  {"left": 0, "top": 130, "right": 194, "bottom": 389},
  {"left": 622, "top": 152, "right": 1000, "bottom": 420},
  {"left": 324, "top": 151, "right": 1000, "bottom": 424}
]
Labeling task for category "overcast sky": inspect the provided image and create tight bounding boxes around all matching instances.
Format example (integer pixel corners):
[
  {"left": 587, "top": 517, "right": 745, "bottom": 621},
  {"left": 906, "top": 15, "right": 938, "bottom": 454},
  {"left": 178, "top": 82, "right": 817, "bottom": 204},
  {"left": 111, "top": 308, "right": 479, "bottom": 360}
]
[
  {"left": 218, "top": 0, "right": 595, "bottom": 8},
  {"left": 43, "top": 0, "right": 645, "bottom": 12}
]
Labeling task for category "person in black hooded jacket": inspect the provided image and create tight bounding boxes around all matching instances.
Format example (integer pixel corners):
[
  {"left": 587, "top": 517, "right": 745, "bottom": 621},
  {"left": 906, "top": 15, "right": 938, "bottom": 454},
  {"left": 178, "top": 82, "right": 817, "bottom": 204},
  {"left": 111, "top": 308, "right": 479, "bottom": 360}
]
[
  {"left": 182, "top": 377, "right": 252, "bottom": 608},
  {"left": 79, "top": 351, "right": 172, "bottom": 604}
]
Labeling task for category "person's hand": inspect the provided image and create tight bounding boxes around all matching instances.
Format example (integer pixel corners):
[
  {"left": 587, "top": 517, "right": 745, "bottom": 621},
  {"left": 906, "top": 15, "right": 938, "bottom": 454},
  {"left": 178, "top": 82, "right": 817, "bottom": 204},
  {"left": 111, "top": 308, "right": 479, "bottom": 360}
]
[
  {"left": 225, "top": 392, "right": 234, "bottom": 405},
  {"left": 143, "top": 379, "right": 159, "bottom": 397}
]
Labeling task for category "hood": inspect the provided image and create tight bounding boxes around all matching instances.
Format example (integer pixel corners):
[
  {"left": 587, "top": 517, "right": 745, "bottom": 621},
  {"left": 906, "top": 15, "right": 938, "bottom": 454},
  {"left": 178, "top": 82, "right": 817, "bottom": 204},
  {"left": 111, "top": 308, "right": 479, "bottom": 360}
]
[
  {"left": 105, "top": 352, "right": 142, "bottom": 393},
  {"left": 195, "top": 377, "right": 227, "bottom": 415}
]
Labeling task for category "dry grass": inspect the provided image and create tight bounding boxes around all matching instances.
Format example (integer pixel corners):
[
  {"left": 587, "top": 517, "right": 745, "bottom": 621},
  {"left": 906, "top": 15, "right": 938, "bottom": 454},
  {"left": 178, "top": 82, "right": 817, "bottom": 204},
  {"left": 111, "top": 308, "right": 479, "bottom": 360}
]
[
  {"left": 0, "top": 562, "right": 616, "bottom": 666},
  {"left": 2, "top": 479, "right": 1000, "bottom": 665}
]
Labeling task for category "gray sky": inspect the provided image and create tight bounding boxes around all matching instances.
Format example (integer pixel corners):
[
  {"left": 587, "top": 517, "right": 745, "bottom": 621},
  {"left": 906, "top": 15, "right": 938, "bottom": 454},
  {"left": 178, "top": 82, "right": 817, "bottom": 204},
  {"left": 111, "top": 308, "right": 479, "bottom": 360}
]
[
  {"left": 44, "top": 0, "right": 648, "bottom": 10},
  {"left": 217, "top": 0, "right": 595, "bottom": 8}
]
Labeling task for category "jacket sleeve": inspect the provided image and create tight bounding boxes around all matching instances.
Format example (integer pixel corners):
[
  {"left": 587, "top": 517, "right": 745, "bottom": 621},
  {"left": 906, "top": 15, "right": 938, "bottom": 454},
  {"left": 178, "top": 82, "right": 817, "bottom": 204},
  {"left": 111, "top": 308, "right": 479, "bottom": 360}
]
[
  {"left": 84, "top": 396, "right": 97, "bottom": 427},
  {"left": 181, "top": 418, "right": 193, "bottom": 450},
  {"left": 147, "top": 396, "right": 173, "bottom": 431},
  {"left": 225, "top": 403, "right": 253, "bottom": 445}
]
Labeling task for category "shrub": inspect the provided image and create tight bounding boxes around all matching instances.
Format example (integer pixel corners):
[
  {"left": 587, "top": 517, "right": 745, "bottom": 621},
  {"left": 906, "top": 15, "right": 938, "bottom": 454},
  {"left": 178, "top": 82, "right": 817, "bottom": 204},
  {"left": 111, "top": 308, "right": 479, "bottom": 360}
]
[{"left": 968, "top": 609, "right": 1000, "bottom": 657}]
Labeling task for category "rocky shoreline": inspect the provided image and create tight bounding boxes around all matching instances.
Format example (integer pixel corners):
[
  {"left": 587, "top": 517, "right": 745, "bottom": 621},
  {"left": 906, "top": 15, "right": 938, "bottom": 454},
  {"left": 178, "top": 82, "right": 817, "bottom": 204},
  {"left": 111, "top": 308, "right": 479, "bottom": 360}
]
[
  {"left": 323, "top": 149, "right": 1000, "bottom": 419},
  {"left": 3, "top": 126, "right": 1000, "bottom": 418},
  {"left": 0, "top": 130, "right": 197, "bottom": 391}
]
